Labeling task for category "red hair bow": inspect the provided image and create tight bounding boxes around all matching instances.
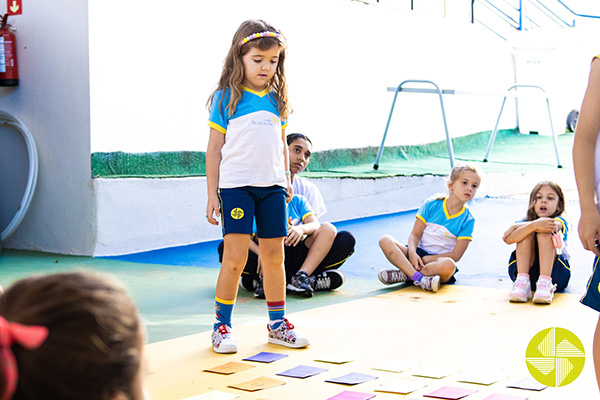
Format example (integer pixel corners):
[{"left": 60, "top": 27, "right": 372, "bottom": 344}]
[{"left": 0, "top": 316, "right": 48, "bottom": 400}]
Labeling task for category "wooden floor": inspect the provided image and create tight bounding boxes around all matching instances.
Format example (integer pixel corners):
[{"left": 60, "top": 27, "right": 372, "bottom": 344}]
[{"left": 146, "top": 285, "right": 598, "bottom": 400}]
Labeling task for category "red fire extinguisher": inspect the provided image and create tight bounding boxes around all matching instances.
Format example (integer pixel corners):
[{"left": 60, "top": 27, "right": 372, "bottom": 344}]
[{"left": 0, "top": 13, "right": 18, "bottom": 86}]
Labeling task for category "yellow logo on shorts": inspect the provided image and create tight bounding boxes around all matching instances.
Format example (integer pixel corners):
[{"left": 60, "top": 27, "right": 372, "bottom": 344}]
[
  {"left": 231, "top": 208, "right": 244, "bottom": 220},
  {"left": 525, "top": 327, "right": 585, "bottom": 387}
]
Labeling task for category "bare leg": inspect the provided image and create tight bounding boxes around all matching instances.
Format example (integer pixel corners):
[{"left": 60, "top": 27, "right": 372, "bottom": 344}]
[
  {"left": 595, "top": 317, "right": 600, "bottom": 391},
  {"left": 379, "top": 234, "right": 417, "bottom": 277},
  {"left": 421, "top": 257, "right": 456, "bottom": 283},
  {"left": 216, "top": 234, "right": 250, "bottom": 300},
  {"left": 537, "top": 232, "right": 556, "bottom": 277},
  {"left": 515, "top": 233, "right": 535, "bottom": 274},
  {"left": 259, "top": 237, "right": 286, "bottom": 302}
]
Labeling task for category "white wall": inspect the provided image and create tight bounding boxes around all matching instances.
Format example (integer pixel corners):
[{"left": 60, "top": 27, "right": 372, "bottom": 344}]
[{"left": 1, "top": 0, "right": 95, "bottom": 255}]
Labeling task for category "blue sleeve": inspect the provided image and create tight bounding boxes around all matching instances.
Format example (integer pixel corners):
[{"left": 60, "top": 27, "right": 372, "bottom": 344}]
[
  {"left": 208, "top": 89, "right": 229, "bottom": 134},
  {"left": 416, "top": 198, "right": 433, "bottom": 224},
  {"left": 457, "top": 212, "right": 475, "bottom": 240},
  {"left": 556, "top": 216, "right": 569, "bottom": 241}
]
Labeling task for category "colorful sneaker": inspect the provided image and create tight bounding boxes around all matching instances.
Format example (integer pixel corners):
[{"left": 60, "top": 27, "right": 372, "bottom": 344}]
[
  {"left": 312, "top": 270, "right": 346, "bottom": 291},
  {"left": 509, "top": 275, "right": 532, "bottom": 303},
  {"left": 287, "top": 271, "right": 314, "bottom": 297},
  {"left": 378, "top": 268, "right": 408, "bottom": 285},
  {"left": 254, "top": 277, "right": 265, "bottom": 299},
  {"left": 239, "top": 274, "right": 257, "bottom": 292},
  {"left": 533, "top": 279, "right": 557, "bottom": 304},
  {"left": 267, "top": 319, "right": 310, "bottom": 348},
  {"left": 212, "top": 324, "right": 237, "bottom": 354},
  {"left": 415, "top": 275, "right": 440, "bottom": 292}
]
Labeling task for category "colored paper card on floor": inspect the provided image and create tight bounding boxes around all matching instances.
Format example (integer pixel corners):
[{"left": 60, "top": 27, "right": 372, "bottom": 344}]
[
  {"left": 410, "top": 366, "right": 455, "bottom": 379},
  {"left": 423, "top": 386, "right": 478, "bottom": 399},
  {"left": 276, "top": 364, "right": 328, "bottom": 378},
  {"left": 371, "top": 360, "right": 418, "bottom": 373},
  {"left": 456, "top": 372, "right": 506, "bottom": 385},
  {"left": 326, "top": 390, "right": 376, "bottom": 400},
  {"left": 204, "top": 361, "right": 254, "bottom": 375},
  {"left": 315, "top": 353, "right": 359, "bottom": 364},
  {"left": 506, "top": 377, "right": 547, "bottom": 391},
  {"left": 482, "top": 394, "right": 528, "bottom": 400},
  {"left": 242, "top": 352, "right": 288, "bottom": 363},
  {"left": 179, "top": 391, "right": 239, "bottom": 400},
  {"left": 228, "top": 376, "right": 286, "bottom": 392},
  {"left": 375, "top": 379, "right": 426, "bottom": 394},
  {"left": 326, "top": 372, "right": 378, "bottom": 385}
]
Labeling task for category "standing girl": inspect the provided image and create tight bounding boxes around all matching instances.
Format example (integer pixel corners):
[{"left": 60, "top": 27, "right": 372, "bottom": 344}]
[
  {"left": 378, "top": 164, "right": 481, "bottom": 292},
  {"left": 503, "top": 181, "right": 570, "bottom": 304},
  {"left": 206, "top": 20, "right": 309, "bottom": 353}
]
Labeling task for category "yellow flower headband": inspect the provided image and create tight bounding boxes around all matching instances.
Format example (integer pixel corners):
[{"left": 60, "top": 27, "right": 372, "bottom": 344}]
[{"left": 240, "top": 31, "right": 287, "bottom": 48}]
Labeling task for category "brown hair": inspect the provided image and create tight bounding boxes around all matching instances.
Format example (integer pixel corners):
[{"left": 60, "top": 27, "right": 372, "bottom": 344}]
[
  {"left": 525, "top": 180, "right": 565, "bottom": 221},
  {"left": 207, "top": 19, "right": 290, "bottom": 121},
  {"left": 0, "top": 271, "right": 142, "bottom": 400}
]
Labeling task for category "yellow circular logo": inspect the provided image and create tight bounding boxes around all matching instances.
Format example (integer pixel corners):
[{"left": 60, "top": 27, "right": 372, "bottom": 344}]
[
  {"left": 230, "top": 208, "right": 244, "bottom": 220},
  {"left": 525, "top": 327, "right": 585, "bottom": 387}
]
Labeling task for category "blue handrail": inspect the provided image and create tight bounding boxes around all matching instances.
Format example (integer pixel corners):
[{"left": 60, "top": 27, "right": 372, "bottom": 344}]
[{"left": 556, "top": 0, "right": 600, "bottom": 20}]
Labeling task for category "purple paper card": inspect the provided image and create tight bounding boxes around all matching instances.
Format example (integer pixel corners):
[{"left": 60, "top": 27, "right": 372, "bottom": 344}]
[
  {"left": 276, "top": 364, "right": 328, "bottom": 378},
  {"left": 326, "top": 372, "right": 378, "bottom": 385},
  {"left": 506, "top": 377, "right": 546, "bottom": 391},
  {"left": 424, "top": 386, "right": 478, "bottom": 399},
  {"left": 242, "top": 352, "right": 288, "bottom": 363},
  {"left": 326, "top": 390, "right": 376, "bottom": 400}
]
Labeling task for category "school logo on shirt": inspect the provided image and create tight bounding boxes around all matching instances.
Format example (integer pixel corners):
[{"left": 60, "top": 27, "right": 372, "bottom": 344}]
[
  {"left": 525, "top": 327, "right": 585, "bottom": 387},
  {"left": 231, "top": 208, "right": 244, "bottom": 220}
]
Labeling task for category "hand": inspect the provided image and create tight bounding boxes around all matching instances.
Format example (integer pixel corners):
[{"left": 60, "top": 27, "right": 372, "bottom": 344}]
[
  {"left": 579, "top": 209, "right": 600, "bottom": 257},
  {"left": 206, "top": 194, "right": 220, "bottom": 226},
  {"left": 534, "top": 217, "right": 557, "bottom": 233},
  {"left": 286, "top": 182, "right": 294, "bottom": 203},
  {"left": 408, "top": 251, "right": 424, "bottom": 271},
  {"left": 285, "top": 225, "right": 303, "bottom": 247}
]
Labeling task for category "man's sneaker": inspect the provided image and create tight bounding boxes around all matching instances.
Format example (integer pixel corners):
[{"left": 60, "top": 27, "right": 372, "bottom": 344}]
[
  {"left": 254, "top": 277, "right": 265, "bottom": 299},
  {"left": 509, "top": 275, "right": 532, "bottom": 303},
  {"left": 212, "top": 324, "right": 237, "bottom": 354},
  {"left": 415, "top": 275, "right": 440, "bottom": 292},
  {"left": 312, "top": 270, "right": 345, "bottom": 291},
  {"left": 533, "top": 279, "right": 557, "bottom": 304},
  {"left": 267, "top": 319, "right": 310, "bottom": 348},
  {"left": 239, "top": 274, "right": 257, "bottom": 292},
  {"left": 378, "top": 268, "right": 408, "bottom": 285},
  {"left": 287, "top": 271, "right": 314, "bottom": 297}
]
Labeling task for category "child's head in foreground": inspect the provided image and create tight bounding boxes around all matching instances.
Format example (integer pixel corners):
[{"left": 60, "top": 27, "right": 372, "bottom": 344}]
[
  {"left": 0, "top": 271, "right": 148, "bottom": 400},
  {"left": 445, "top": 164, "right": 481, "bottom": 201},
  {"left": 526, "top": 180, "right": 565, "bottom": 221}
]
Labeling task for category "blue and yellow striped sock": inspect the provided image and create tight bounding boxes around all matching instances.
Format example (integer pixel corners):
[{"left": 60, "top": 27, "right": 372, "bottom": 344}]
[
  {"left": 214, "top": 296, "right": 235, "bottom": 330},
  {"left": 267, "top": 301, "right": 285, "bottom": 329}
]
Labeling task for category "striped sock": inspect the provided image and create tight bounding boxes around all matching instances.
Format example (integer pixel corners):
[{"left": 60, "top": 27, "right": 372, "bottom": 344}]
[
  {"left": 411, "top": 271, "right": 424, "bottom": 282},
  {"left": 267, "top": 301, "right": 285, "bottom": 329},
  {"left": 214, "top": 296, "right": 235, "bottom": 330}
]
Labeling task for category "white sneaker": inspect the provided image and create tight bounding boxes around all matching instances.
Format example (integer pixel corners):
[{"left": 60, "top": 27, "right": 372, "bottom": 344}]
[
  {"left": 378, "top": 268, "right": 408, "bottom": 285},
  {"left": 212, "top": 324, "right": 237, "bottom": 354},
  {"left": 533, "top": 279, "right": 557, "bottom": 304},
  {"left": 415, "top": 275, "right": 440, "bottom": 292},
  {"left": 509, "top": 275, "right": 532, "bottom": 303},
  {"left": 267, "top": 319, "right": 309, "bottom": 348}
]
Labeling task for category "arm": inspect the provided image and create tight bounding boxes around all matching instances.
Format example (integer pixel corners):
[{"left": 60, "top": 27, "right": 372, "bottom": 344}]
[
  {"left": 285, "top": 214, "right": 320, "bottom": 247},
  {"left": 282, "top": 128, "right": 293, "bottom": 201},
  {"left": 574, "top": 59, "right": 600, "bottom": 256},
  {"left": 503, "top": 218, "right": 557, "bottom": 244},
  {"left": 407, "top": 218, "right": 426, "bottom": 270},
  {"left": 206, "top": 128, "right": 224, "bottom": 225}
]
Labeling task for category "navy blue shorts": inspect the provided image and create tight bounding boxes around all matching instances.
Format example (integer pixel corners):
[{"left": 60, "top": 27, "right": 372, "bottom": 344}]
[
  {"left": 219, "top": 186, "right": 287, "bottom": 238},
  {"left": 581, "top": 256, "right": 600, "bottom": 312},
  {"left": 415, "top": 247, "right": 457, "bottom": 284},
  {"left": 507, "top": 250, "right": 571, "bottom": 292}
]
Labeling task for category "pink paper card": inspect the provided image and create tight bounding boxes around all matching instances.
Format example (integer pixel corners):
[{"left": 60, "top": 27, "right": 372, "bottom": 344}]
[
  {"left": 482, "top": 394, "right": 528, "bottom": 400},
  {"left": 423, "top": 386, "right": 478, "bottom": 399},
  {"left": 228, "top": 376, "right": 285, "bottom": 392},
  {"left": 204, "top": 361, "right": 254, "bottom": 375},
  {"left": 326, "top": 390, "right": 376, "bottom": 400}
]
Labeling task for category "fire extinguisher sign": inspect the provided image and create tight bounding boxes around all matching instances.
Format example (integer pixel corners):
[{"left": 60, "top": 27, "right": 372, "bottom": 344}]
[{"left": 7, "top": 0, "right": 21, "bottom": 16}]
